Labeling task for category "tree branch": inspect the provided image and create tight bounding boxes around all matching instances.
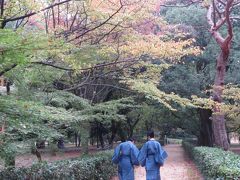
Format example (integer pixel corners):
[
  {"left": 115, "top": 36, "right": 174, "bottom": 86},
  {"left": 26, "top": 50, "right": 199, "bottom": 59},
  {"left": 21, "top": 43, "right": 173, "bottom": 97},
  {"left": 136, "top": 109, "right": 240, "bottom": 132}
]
[
  {"left": 0, "top": 64, "right": 17, "bottom": 76},
  {"left": 68, "top": 0, "right": 123, "bottom": 42},
  {"left": 207, "top": 4, "right": 225, "bottom": 45},
  {"left": 230, "top": 16, "right": 240, "bottom": 20},
  {"left": 33, "top": 58, "right": 138, "bottom": 72},
  {"left": 32, "top": 61, "right": 73, "bottom": 71},
  {"left": 3, "top": 0, "right": 72, "bottom": 26},
  {"left": 0, "top": 0, "right": 4, "bottom": 17},
  {"left": 224, "top": 0, "right": 234, "bottom": 44}
]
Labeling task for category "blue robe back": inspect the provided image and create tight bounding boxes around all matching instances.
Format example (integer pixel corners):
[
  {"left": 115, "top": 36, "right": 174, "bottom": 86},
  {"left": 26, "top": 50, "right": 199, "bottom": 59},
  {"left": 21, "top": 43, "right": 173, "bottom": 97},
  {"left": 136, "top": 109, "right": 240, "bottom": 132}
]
[
  {"left": 138, "top": 140, "right": 168, "bottom": 180},
  {"left": 112, "top": 141, "right": 139, "bottom": 180}
]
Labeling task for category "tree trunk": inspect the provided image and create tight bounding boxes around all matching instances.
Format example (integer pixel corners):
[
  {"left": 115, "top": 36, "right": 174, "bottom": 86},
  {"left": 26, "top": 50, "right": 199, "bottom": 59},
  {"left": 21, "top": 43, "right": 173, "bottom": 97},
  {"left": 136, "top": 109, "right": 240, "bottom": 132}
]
[
  {"left": 109, "top": 121, "right": 118, "bottom": 146},
  {"left": 212, "top": 51, "right": 230, "bottom": 150},
  {"left": 198, "top": 108, "right": 213, "bottom": 146},
  {"left": 99, "top": 133, "right": 104, "bottom": 149},
  {"left": 6, "top": 80, "right": 10, "bottom": 95},
  {"left": 206, "top": 1, "right": 234, "bottom": 150},
  {"left": 118, "top": 127, "right": 127, "bottom": 142}
]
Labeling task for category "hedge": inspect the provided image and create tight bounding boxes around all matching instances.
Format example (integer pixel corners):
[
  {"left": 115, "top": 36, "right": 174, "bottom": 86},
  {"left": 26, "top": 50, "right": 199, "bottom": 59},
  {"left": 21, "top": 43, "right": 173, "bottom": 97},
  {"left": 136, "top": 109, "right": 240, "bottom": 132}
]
[
  {"left": 182, "top": 141, "right": 240, "bottom": 180},
  {"left": 0, "top": 150, "right": 117, "bottom": 180}
]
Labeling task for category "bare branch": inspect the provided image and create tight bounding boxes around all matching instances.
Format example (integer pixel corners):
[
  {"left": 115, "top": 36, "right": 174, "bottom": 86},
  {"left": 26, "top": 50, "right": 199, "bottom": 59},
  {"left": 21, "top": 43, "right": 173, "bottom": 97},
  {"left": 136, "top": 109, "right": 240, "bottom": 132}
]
[
  {"left": 3, "top": 0, "right": 72, "bottom": 27},
  {"left": 32, "top": 58, "right": 139, "bottom": 73},
  {"left": 32, "top": 61, "right": 73, "bottom": 71},
  {"left": 0, "top": 64, "right": 17, "bottom": 76},
  {"left": 230, "top": 16, "right": 240, "bottom": 20},
  {"left": 68, "top": 0, "right": 123, "bottom": 42}
]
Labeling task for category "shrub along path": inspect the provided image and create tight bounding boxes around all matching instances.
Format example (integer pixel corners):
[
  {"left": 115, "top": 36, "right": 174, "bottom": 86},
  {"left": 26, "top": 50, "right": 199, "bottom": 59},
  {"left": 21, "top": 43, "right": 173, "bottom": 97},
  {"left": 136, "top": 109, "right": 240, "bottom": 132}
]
[{"left": 112, "top": 144, "right": 203, "bottom": 180}]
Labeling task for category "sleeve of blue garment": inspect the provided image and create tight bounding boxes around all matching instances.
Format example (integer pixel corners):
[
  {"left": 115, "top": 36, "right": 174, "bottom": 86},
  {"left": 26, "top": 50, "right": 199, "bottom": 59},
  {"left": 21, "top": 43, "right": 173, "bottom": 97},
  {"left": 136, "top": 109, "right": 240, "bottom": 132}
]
[
  {"left": 161, "top": 148, "right": 168, "bottom": 159},
  {"left": 154, "top": 143, "right": 168, "bottom": 166},
  {"left": 137, "top": 143, "right": 147, "bottom": 167},
  {"left": 112, "top": 144, "right": 121, "bottom": 164},
  {"left": 130, "top": 145, "right": 140, "bottom": 165}
]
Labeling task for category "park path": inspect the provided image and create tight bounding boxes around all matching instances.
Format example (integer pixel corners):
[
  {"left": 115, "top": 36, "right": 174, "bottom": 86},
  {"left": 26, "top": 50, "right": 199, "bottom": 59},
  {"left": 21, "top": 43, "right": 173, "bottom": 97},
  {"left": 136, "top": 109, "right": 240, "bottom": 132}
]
[{"left": 113, "top": 144, "right": 203, "bottom": 180}]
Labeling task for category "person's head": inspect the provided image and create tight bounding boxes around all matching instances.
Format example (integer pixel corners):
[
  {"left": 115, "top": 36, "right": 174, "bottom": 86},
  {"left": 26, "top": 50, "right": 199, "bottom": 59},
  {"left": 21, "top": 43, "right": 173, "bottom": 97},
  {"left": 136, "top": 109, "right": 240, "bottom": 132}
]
[
  {"left": 127, "top": 137, "right": 135, "bottom": 143},
  {"left": 147, "top": 130, "right": 154, "bottom": 139}
]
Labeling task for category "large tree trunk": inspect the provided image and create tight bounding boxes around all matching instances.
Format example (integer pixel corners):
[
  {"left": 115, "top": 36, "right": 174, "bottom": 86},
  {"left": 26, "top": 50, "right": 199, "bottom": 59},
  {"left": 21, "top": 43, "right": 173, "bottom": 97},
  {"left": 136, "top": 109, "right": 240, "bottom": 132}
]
[
  {"left": 212, "top": 51, "right": 230, "bottom": 150},
  {"left": 199, "top": 108, "right": 213, "bottom": 146},
  {"left": 207, "top": 0, "right": 234, "bottom": 150}
]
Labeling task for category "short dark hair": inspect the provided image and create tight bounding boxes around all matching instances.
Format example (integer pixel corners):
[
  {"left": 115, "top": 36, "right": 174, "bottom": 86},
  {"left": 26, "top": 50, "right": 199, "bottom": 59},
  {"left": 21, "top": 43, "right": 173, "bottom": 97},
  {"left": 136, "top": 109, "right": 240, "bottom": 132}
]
[
  {"left": 127, "top": 137, "right": 135, "bottom": 142},
  {"left": 147, "top": 130, "right": 154, "bottom": 138}
]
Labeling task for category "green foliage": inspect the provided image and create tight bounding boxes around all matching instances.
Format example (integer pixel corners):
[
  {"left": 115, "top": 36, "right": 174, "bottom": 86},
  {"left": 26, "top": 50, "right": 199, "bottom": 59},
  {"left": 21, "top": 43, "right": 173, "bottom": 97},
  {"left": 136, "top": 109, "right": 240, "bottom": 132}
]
[
  {"left": 162, "top": 3, "right": 240, "bottom": 85},
  {"left": 159, "top": 65, "right": 203, "bottom": 98},
  {"left": 35, "top": 91, "right": 90, "bottom": 110},
  {"left": 78, "top": 97, "right": 137, "bottom": 124},
  {"left": 0, "top": 91, "right": 139, "bottom": 165},
  {"left": 163, "top": 5, "right": 209, "bottom": 48},
  {"left": 222, "top": 85, "right": 240, "bottom": 132},
  {"left": 64, "top": 45, "right": 117, "bottom": 71},
  {"left": 182, "top": 140, "right": 198, "bottom": 159},
  {"left": 164, "top": 5, "right": 207, "bottom": 27},
  {"left": 0, "top": 29, "right": 64, "bottom": 70},
  {"left": 0, "top": 150, "right": 117, "bottom": 180},
  {"left": 9, "top": 66, "right": 64, "bottom": 91},
  {"left": 0, "top": 94, "right": 81, "bottom": 165},
  {"left": 121, "top": 62, "right": 203, "bottom": 137},
  {"left": 183, "top": 141, "right": 240, "bottom": 179},
  {"left": 0, "top": 29, "right": 29, "bottom": 66},
  {"left": 160, "top": 3, "right": 240, "bottom": 138},
  {"left": 125, "top": 79, "right": 195, "bottom": 111}
]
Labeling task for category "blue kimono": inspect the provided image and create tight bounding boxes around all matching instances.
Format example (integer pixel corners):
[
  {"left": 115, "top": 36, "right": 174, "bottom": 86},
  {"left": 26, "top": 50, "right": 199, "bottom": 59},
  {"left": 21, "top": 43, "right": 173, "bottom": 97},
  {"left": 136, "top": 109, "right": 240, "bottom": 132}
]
[
  {"left": 138, "top": 139, "right": 168, "bottom": 180},
  {"left": 112, "top": 141, "right": 139, "bottom": 180}
]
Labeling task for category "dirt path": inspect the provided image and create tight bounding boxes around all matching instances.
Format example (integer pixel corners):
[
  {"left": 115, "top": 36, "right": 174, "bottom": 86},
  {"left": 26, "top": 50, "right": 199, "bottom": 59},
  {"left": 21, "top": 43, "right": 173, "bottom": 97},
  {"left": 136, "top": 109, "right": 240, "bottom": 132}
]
[
  {"left": 160, "top": 144, "right": 203, "bottom": 180},
  {"left": 113, "top": 144, "right": 203, "bottom": 180}
]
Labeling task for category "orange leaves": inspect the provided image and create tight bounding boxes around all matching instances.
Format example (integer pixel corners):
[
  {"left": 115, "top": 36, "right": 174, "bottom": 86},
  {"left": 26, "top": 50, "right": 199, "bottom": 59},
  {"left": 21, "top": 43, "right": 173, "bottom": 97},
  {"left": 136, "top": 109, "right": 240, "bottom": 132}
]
[
  {"left": 17, "top": 0, "right": 202, "bottom": 68},
  {"left": 83, "top": 0, "right": 201, "bottom": 62}
]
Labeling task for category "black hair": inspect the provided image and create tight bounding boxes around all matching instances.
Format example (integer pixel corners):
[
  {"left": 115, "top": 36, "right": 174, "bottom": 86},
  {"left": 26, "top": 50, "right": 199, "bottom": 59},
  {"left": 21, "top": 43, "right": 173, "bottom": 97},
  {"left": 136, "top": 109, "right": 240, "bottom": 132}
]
[
  {"left": 127, "top": 137, "right": 134, "bottom": 142},
  {"left": 147, "top": 130, "right": 154, "bottom": 138}
]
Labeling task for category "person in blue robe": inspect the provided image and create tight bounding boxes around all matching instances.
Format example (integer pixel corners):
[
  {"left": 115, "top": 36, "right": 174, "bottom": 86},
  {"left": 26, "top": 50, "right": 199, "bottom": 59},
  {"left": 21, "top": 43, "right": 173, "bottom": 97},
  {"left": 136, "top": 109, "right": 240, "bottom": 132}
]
[
  {"left": 138, "top": 130, "right": 168, "bottom": 180},
  {"left": 112, "top": 138, "right": 139, "bottom": 180}
]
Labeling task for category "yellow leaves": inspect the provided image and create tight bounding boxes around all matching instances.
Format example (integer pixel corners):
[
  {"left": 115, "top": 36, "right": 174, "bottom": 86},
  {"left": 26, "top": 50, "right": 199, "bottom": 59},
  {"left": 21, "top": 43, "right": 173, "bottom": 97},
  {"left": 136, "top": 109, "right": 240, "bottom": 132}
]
[
  {"left": 223, "top": 85, "right": 240, "bottom": 101},
  {"left": 86, "top": 0, "right": 163, "bottom": 30},
  {"left": 24, "top": 104, "right": 29, "bottom": 109},
  {"left": 191, "top": 95, "right": 215, "bottom": 109},
  {"left": 191, "top": 85, "right": 240, "bottom": 130},
  {"left": 122, "top": 78, "right": 195, "bottom": 111},
  {"left": 119, "top": 33, "right": 201, "bottom": 60},
  {"left": 63, "top": 44, "right": 117, "bottom": 71},
  {"left": 4, "top": 0, "right": 42, "bottom": 18},
  {"left": 221, "top": 85, "right": 240, "bottom": 128},
  {"left": 36, "top": 0, "right": 202, "bottom": 67},
  {"left": 202, "top": 0, "right": 211, "bottom": 8},
  {"left": 126, "top": 62, "right": 171, "bottom": 83},
  {"left": 124, "top": 79, "right": 176, "bottom": 110}
]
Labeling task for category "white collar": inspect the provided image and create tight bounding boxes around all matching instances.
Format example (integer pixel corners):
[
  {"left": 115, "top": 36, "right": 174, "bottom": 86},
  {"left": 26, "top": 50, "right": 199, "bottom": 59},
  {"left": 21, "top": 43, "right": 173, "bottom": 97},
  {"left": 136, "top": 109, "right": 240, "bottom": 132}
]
[{"left": 150, "top": 138, "right": 155, "bottom": 141}]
